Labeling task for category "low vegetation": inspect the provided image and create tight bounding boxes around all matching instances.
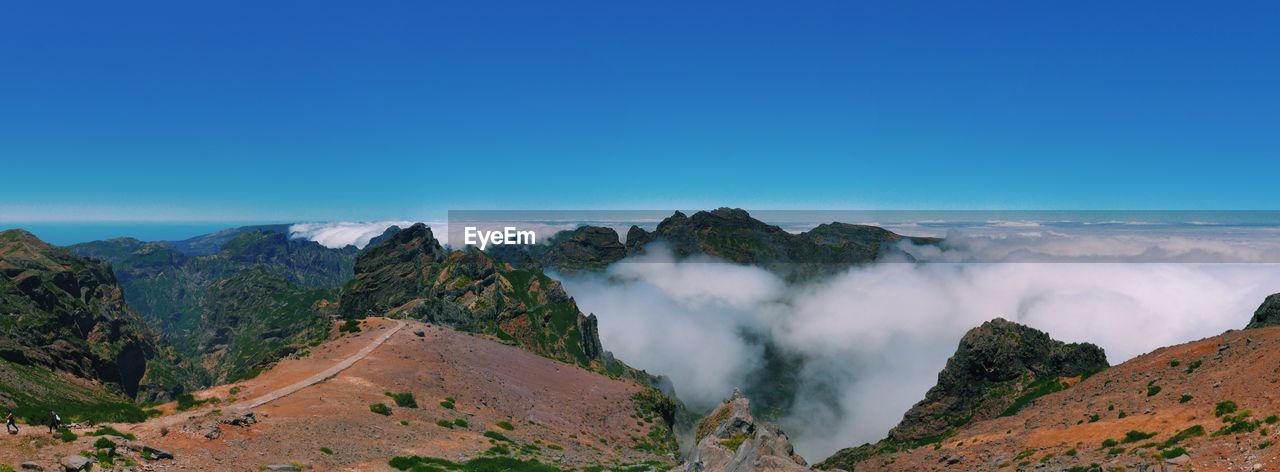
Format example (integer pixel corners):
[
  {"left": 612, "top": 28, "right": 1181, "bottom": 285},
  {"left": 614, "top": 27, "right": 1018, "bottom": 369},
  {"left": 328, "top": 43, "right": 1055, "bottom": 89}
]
[
  {"left": 385, "top": 391, "right": 418, "bottom": 408},
  {"left": 389, "top": 455, "right": 563, "bottom": 472},
  {"left": 369, "top": 403, "right": 392, "bottom": 416}
]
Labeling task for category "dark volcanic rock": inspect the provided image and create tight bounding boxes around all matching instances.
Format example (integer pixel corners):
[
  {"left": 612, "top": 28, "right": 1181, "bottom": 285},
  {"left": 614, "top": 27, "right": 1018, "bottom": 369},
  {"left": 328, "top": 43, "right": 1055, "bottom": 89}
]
[
  {"left": 0, "top": 229, "right": 162, "bottom": 399},
  {"left": 1246, "top": 293, "right": 1280, "bottom": 329},
  {"left": 817, "top": 318, "right": 1108, "bottom": 471},
  {"left": 627, "top": 208, "right": 939, "bottom": 280},
  {"left": 338, "top": 223, "right": 609, "bottom": 368},
  {"left": 674, "top": 391, "right": 810, "bottom": 472}
]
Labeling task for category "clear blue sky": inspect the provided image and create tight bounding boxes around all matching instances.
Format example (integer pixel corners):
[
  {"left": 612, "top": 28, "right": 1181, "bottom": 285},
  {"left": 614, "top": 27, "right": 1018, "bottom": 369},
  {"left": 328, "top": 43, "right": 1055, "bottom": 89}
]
[{"left": 2, "top": 1, "right": 1278, "bottom": 222}]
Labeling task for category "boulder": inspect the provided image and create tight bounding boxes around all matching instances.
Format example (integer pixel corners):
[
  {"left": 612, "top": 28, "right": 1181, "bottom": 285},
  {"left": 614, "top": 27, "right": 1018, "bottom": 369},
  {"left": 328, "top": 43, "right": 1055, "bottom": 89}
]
[
  {"left": 20, "top": 462, "right": 44, "bottom": 471},
  {"left": 143, "top": 445, "right": 174, "bottom": 459},
  {"left": 57, "top": 455, "right": 91, "bottom": 472},
  {"left": 673, "top": 391, "right": 810, "bottom": 472},
  {"left": 264, "top": 464, "right": 303, "bottom": 471}
]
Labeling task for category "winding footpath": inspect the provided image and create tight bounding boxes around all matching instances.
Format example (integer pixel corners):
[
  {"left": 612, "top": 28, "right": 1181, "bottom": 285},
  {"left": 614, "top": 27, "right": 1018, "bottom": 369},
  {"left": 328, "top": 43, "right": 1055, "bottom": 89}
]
[{"left": 153, "top": 319, "right": 406, "bottom": 429}]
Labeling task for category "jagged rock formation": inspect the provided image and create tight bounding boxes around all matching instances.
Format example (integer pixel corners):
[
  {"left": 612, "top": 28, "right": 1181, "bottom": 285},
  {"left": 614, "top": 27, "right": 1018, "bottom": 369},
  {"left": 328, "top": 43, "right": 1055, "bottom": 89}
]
[
  {"left": 817, "top": 318, "right": 1107, "bottom": 470},
  {"left": 339, "top": 223, "right": 609, "bottom": 368},
  {"left": 486, "top": 209, "right": 937, "bottom": 278},
  {"left": 69, "top": 228, "right": 355, "bottom": 388},
  {"left": 0, "top": 229, "right": 164, "bottom": 401},
  {"left": 1246, "top": 292, "right": 1280, "bottom": 329},
  {"left": 674, "top": 392, "right": 811, "bottom": 472},
  {"left": 626, "top": 208, "right": 938, "bottom": 280}
]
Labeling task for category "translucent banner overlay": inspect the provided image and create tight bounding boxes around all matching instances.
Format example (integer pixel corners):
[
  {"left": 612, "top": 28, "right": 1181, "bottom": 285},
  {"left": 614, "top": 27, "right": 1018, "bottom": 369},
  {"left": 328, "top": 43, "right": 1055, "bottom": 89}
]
[{"left": 446, "top": 210, "right": 1280, "bottom": 263}]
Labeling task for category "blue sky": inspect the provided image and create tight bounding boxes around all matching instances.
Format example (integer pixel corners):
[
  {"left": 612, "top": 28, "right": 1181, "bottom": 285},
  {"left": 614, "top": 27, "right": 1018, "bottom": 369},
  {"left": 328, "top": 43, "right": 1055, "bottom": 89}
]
[{"left": 2, "top": 1, "right": 1278, "bottom": 222}]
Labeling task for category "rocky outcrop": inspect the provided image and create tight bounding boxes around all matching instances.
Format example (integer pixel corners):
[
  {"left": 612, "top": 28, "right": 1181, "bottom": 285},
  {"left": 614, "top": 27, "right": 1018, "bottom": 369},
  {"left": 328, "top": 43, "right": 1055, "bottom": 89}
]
[
  {"left": 1246, "top": 292, "right": 1280, "bottom": 329},
  {"left": 674, "top": 391, "right": 810, "bottom": 472},
  {"left": 625, "top": 208, "right": 938, "bottom": 280},
  {"left": 338, "top": 223, "right": 609, "bottom": 367},
  {"left": 0, "top": 229, "right": 161, "bottom": 399},
  {"left": 818, "top": 318, "right": 1107, "bottom": 471}
]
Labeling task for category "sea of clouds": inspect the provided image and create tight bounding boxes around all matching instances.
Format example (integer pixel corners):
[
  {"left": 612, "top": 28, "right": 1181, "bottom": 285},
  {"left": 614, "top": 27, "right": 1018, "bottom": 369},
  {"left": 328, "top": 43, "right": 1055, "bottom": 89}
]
[{"left": 559, "top": 228, "right": 1280, "bottom": 462}]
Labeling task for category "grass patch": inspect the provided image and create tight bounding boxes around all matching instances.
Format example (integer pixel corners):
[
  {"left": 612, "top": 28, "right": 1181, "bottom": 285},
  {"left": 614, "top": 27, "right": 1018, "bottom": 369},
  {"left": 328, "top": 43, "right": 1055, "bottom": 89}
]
[
  {"left": 339, "top": 320, "right": 361, "bottom": 333},
  {"left": 437, "top": 420, "right": 454, "bottom": 429},
  {"left": 319, "top": 447, "right": 334, "bottom": 455},
  {"left": 496, "top": 421, "right": 515, "bottom": 431},
  {"left": 440, "top": 400, "right": 456, "bottom": 410},
  {"left": 1100, "top": 439, "right": 1118, "bottom": 448},
  {"left": 57, "top": 428, "right": 77, "bottom": 442},
  {"left": 89, "top": 426, "right": 136, "bottom": 440},
  {"left": 1000, "top": 377, "right": 1070, "bottom": 417},
  {"left": 1146, "top": 385, "right": 1162, "bottom": 397},
  {"left": 175, "top": 393, "right": 212, "bottom": 411},
  {"left": 1161, "top": 447, "right": 1187, "bottom": 459},
  {"left": 1158, "top": 425, "right": 1204, "bottom": 449},
  {"left": 454, "top": 419, "right": 468, "bottom": 427},
  {"left": 1179, "top": 394, "right": 1193, "bottom": 403},
  {"left": 369, "top": 403, "right": 392, "bottom": 416},
  {"left": 1184, "top": 359, "right": 1202, "bottom": 373},
  {"left": 386, "top": 391, "right": 418, "bottom": 408},
  {"left": 1122, "top": 431, "right": 1157, "bottom": 443},
  {"left": 484, "top": 431, "right": 513, "bottom": 443},
  {"left": 720, "top": 434, "right": 749, "bottom": 452},
  {"left": 1215, "top": 401, "right": 1238, "bottom": 417},
  {"left": 389, "top": 455, "right": 563, "bottom": 472}
]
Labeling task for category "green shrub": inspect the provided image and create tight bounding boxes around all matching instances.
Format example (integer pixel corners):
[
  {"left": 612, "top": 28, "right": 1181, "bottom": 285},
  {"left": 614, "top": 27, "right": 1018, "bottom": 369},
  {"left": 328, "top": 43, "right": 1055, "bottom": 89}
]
[
  {"left": 484, "top": 431, "right": 513, "bottom": 443},
  {"left": 1169, "top": 360, "right": 1180, "bottom": 367},
  {"left": 1179, "top": 394, "right": 1193, "bottom": 403},
  {"left": 1101, "top": 439, "right": 1118, "bottom": 448},
  {"left": 1265, "top": 415, "right": 1279, "bottom": 424},
  {"left": 369, "top": 403, "right": 392, "bottom": 416},
  {"left": 454, "top": 419, "right": 468, "bottom": 427},
  {"left": 1161, "top": 447, "right": 1187, "bottom": 459},
  {"left": 1215, "top": 401, "right": 1238, "bottom": 417},
  {"left": 319, "top": 447, "right": 334, "bottom": 455},
  {"left": 1065, "top": 448, "right": 1077, "bottom": 456},
  {"left": 93, "top": 437, "right": 116, "bottom": 449},
  {"left": 440, "top": 400, "right": 455, "bottom": 410},
  {"left": 1088, "top": 414, "right": 1100, "bottom": 423},
  {"left": 1259, "top": 441, "right": 1273, "bottom": 450},
  {"left": 496, "top": 421, "right": 515, "bottom": 431},
  {"left": 339, "top": 320, "right": 361, "bottom": 333},
  {"left": 436, "top": 419, "right": 454, "bottom": 428},
  {"left": 1146, "top": 385, "right": 1162, "bottom": 397},
  {"left": 175, "top": 393, "right": 208, "bottom": 411},
  {"left": 1184, "top": 359, "right": 1202, "bottom": 373},
  {"left": 57, "top": 428, "right": 77, "bottom": 442},
  {"left": 1159, "top": 425, "right": 1205, "bottom": 449},
  {"left": 90, "top": 426, "right": 136, "bottom": 440},
  {"left": 1122, "top": 431, "right": 1157, "bottom": 443},
  {"left": 1107, "top": 447, "right": 1125, "bottom": 455},
  {"left": 385, "top": 391, "right": 418, "bottom": 408}
]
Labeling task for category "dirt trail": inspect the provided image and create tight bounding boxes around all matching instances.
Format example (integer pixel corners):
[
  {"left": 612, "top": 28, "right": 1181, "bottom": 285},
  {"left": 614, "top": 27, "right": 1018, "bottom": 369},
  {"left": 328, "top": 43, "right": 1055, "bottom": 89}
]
[{"left": 151, "top": 319, "right": 405, "bottom": 430}]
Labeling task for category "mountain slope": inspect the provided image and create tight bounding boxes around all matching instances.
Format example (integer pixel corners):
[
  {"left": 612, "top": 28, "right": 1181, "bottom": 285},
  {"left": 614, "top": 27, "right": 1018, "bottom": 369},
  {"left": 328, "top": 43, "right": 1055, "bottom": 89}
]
[
  {"left": 818, "top": 319, "right": 1108, "bottom": 470},
  {"left": 0, "top": 318, "right": 679, "bottom": 471},
  {"left": 0, "top": 229, "right": 174, "bottom": 418},
  {"left": 339, "top": 223, "right": 611, "bottom": 369},
  {"left": 68, "top": 228, "right": 356, "bottom": 388},
  {"left": 826, "top": 325, "right": 1280, "bottom": 471},
  {"left": 1246, "top": 292, "right": 1280, "bottom": 329}
]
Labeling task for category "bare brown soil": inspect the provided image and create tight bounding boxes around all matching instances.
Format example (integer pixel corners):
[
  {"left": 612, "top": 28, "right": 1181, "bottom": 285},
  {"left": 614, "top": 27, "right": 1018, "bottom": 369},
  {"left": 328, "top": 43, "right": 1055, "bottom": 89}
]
[
  {"left": 0, "top": 317, "right": 671, "bottom": 471},
  {"left": 854, "top": 326, "right": 1280, "bottom": 471}
]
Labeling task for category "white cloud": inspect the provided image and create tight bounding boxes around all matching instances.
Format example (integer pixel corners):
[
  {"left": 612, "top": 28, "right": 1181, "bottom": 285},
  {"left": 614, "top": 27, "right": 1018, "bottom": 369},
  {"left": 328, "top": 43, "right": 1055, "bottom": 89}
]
[
  {"left": 289, "top": 221, "right": 437, "bottom": 249},
  {"left": 561, "top": 233, "right": 1280, "bottom": 462}
]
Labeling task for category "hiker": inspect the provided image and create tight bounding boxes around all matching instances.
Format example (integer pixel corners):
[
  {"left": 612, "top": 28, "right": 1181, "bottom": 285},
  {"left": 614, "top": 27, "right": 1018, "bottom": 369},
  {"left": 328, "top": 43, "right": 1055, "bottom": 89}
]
[
  {"left": 4, "top": 411, "right": 16, "bottom": 434},
  {"left": 47, "top": 410, "right": 59, "bottom": 434}
]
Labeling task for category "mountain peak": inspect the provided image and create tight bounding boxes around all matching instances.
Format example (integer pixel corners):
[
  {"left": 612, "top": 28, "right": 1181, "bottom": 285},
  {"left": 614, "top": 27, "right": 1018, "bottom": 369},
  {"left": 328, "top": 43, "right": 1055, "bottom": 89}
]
[{"left": 1246, "top": 292, "right": 1280, "bottom": 329}]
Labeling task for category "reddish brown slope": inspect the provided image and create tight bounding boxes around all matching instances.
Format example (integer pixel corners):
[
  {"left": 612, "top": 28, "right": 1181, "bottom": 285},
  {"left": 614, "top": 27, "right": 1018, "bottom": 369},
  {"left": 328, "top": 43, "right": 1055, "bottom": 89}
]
[
  {"left": 850, "top": 326, "right": 1280, "bottom": 471},
  {"left": 1, "top": 318, "right": 674, "bottom": 471}
]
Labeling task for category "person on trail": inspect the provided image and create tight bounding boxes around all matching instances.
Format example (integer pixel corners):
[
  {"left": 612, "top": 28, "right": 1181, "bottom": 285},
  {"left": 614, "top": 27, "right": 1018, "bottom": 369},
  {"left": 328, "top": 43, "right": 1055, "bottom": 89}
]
[
  {"left": 47, "top": 410, "right": 59, "bottom": 434},
  {"left": 4, "top": 411, "right": 16, "bottom": 434}
]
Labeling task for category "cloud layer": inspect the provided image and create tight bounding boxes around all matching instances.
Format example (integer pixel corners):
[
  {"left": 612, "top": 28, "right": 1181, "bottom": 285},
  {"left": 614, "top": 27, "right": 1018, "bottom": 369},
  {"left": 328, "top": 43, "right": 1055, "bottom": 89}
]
[{"left": 560, "top": 234, "right": 1280, "bottom": 462}]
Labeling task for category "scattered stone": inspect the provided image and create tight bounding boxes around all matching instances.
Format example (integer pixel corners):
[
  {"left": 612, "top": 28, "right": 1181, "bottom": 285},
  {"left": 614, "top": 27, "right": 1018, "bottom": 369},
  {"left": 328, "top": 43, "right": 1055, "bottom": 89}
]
[
  {"left": 1165, "top": 454, "right": 1191, "bottom": 465},
  {"left": 414, "top": 330, "right": 425, "bottom": 337},
  {"left": 205, "top": 426, "right": 222, "bottom": 439},
  {"left": 58, "top": 455, "right": 91, "bottom": 472},
  {"left": 223, "top": 411, "right": 257, "bottom": 426},
  {"left": 143, "top": 445, "right": 174, "bottom": 459},
  {"left": 20, "top": 462, "right": 44, "bottom": 471},
  {"left": 265, "top": 464, "right": 303, "bottom": 471}
]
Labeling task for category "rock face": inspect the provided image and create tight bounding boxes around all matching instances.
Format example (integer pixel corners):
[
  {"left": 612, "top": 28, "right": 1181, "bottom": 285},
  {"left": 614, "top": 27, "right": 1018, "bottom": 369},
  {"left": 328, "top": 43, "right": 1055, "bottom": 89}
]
[
  {"left": 69, "top": 228, "right": 355, "bottom": 391},
  {"left": 1246, "top": 292, "right": 1280, "bottom": 329},
  {"left": 817, "top": 318, "right": 1108, "bottom": 471},
  {"left": 625, "top": 208, "right": 938, "bottom": 280},
  {"left": 674, "top": 392, "right": 810, "bottom": 472},
  {"left": 338, "top": 223, "right": 609, "bottom": 367},
  {"left": 0, "top": 229, "right": 161, "bottom": 399}
]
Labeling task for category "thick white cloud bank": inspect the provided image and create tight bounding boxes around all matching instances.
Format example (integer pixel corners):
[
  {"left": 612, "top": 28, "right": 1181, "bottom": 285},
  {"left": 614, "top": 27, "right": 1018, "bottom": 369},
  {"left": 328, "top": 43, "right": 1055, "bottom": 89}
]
[
  {"left": 289, "top": 221, "right": 442, "bottom": 249},
  {"left": 560, "top": 237, "right": 1280, "bottom": 462}
]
